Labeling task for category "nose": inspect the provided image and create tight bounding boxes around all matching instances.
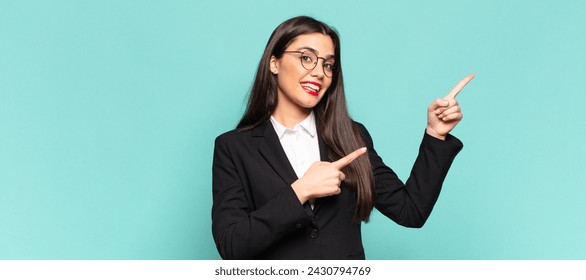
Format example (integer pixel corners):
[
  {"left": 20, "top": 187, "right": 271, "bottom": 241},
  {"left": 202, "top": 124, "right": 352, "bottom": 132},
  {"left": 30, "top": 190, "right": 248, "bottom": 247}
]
[{"left": 310, "top": 58, "right": 326, "bottom": 79}]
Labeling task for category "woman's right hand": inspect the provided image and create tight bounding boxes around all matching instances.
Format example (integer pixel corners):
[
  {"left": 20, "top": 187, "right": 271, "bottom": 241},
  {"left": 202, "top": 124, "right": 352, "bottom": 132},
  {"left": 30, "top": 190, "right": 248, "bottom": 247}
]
[{"left": 291, "top": 147, "right": 367, "bottom": 204}]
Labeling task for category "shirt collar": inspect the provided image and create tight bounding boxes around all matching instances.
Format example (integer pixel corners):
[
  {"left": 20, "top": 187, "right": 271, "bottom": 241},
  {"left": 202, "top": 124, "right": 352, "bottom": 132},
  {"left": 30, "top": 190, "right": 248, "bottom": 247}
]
[{"left": 270, "top": 111, "right": 317, "bottom": 139}]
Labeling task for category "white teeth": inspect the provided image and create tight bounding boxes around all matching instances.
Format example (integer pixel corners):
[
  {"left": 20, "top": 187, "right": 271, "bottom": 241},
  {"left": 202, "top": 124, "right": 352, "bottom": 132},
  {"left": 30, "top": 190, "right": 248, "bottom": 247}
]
[{"left": 301, "top": 83, "right": 320, "bottom": 92}]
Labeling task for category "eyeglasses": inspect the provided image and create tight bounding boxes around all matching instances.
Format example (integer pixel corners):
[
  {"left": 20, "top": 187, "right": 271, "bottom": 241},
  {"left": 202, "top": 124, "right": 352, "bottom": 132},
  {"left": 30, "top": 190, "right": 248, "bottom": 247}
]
[{"left": 282, "top": 50, "right": 337, "bottom": 77}]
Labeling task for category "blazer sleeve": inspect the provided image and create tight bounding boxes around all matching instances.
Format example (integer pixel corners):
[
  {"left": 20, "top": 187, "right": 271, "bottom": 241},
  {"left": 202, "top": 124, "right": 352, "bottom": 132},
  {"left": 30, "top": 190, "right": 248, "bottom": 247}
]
[
  {"left": 356, "top": 123, "right": 463, "bottom": 227},
  {"left": 211, "top": 135, "right": 312, "bottom": 260}
]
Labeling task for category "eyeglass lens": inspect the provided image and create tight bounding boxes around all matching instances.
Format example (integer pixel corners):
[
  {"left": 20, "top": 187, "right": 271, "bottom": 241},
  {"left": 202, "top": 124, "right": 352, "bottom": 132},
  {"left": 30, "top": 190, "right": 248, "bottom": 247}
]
[{"left": 300, "top": 51, "right": 335, "bottom": 77}]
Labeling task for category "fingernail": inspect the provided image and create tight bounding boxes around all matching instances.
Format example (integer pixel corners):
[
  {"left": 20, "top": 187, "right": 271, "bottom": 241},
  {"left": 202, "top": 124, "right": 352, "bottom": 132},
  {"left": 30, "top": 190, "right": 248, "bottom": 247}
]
[{"left": 443, "top": 100, "right": 449, "bottom": 106}]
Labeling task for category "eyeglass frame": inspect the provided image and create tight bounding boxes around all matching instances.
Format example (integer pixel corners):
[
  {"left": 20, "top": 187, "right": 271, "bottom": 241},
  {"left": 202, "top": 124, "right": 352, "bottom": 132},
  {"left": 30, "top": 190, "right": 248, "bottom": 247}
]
[{"left": 282, "top": 49, "right": 337, "bottom": 77}]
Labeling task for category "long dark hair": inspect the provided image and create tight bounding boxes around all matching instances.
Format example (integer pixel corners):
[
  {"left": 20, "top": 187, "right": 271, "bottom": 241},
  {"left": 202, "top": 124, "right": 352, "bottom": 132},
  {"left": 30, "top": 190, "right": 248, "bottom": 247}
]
[{"left": 238, "top": 16, "right": 375, "bottom": 222}]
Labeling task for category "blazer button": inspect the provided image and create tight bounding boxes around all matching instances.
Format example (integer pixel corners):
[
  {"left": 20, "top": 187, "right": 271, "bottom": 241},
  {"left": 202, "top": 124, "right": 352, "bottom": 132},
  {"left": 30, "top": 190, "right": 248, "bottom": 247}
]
[
  {"left": 310, "top": 228, "right": 319, "bottom": 239},
  {"left": 295, "top": 223, "right": 303, "bottom": 229}
]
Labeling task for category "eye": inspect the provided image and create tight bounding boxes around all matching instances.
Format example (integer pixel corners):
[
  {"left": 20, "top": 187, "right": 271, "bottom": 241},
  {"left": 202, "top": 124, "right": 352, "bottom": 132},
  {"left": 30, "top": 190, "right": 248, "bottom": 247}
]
[
  {"left": 301, "top": 55, "right": 314, "bottom": 63},
  {"left": 323, "top": 62, "right": 335, "bottom": 71}
]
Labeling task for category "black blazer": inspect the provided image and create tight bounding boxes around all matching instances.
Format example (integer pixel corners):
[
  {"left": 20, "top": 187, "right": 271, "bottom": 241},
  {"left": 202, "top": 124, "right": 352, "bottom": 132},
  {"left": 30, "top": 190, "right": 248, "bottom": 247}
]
[{"left": 212, "top": 121, "right": 463, "bottom": 260}]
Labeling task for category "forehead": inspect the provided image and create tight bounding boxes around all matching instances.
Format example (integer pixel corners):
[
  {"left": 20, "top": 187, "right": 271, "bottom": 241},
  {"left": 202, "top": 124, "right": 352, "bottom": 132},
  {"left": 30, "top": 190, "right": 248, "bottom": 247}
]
[{"left": 287, "top": 33, "right": 335, "bottom": 56}]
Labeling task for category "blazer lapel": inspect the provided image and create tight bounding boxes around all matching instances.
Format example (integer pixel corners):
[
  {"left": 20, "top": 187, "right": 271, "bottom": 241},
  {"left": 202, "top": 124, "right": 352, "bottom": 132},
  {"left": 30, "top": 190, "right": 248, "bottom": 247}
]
[
  {"left": 253, "top": 121, "right": 298, "bottom": 186},
  {"left": 253, "top": 121, "right": 315, "bottom": 216}
]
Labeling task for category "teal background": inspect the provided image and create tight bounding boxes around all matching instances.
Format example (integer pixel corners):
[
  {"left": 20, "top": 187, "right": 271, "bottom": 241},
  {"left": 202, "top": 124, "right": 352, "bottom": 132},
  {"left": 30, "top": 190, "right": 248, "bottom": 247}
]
[{"left": 1, "top": 0, "right": 585, "bottom": 259}]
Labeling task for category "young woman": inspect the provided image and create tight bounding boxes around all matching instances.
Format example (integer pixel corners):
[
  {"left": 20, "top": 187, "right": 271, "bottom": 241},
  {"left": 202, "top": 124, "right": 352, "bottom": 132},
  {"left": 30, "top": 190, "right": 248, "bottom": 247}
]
[{"left": 212, "top": 16, "right": 472, "bottom": 260}]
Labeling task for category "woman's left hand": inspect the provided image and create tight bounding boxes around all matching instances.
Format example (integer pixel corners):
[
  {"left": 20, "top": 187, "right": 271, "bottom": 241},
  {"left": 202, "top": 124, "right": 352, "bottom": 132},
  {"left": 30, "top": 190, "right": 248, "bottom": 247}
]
[{"left": 426, "top": 74, "right": 474, "bottom": 140}]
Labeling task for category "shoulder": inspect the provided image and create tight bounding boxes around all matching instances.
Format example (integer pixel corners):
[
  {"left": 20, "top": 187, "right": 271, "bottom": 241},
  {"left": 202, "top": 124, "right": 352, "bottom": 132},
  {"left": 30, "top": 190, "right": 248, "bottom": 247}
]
[
  {"left": 214, "top": 121, "right": 269, "bottom": 149},
  {"left": 215, "top": 128, "right": 243, "bottom": 142},
  {"left": 215, "top": 128, "right": 251, "bottom": 147},
  {"left": 213, "top": 128, "right": 253, "bottom": 161}
]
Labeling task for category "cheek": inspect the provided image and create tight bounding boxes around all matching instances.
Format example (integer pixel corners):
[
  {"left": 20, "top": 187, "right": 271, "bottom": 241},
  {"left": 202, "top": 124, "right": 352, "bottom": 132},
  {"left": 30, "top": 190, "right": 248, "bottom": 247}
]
[
  {"left": 278, "top": 66, "right": 303, "bottom": 88},
  {"left": 277, "top": 75, "right": 300, "bottom": 93}
]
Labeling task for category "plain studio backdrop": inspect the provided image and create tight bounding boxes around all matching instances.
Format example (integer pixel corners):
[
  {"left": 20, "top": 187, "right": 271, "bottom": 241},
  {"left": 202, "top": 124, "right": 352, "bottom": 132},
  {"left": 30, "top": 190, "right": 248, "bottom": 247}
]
[{"left": 1, "top": 0, "right": 585, "bottom": 259}]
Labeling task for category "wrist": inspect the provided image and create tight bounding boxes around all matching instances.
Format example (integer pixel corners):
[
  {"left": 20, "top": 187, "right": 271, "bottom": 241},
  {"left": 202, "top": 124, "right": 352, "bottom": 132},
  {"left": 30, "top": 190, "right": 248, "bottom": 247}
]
[
  {"left": 426, "top": 126, "right": 446, "bottom": 141},
  {"left": 291, "top": 180, "right": 310, "bottom": 204}
]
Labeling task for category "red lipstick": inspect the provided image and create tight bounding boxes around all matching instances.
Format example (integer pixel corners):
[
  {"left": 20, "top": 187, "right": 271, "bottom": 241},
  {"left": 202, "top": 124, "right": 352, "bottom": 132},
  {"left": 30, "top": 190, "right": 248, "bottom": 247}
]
[{"left": 300, "top": 81, "right": 322, "bottom": 97}]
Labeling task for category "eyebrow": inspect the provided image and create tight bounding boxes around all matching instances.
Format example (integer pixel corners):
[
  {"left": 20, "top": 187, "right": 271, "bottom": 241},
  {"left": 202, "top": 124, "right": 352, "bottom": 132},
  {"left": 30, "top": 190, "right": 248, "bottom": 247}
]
[{"left": 295, "top": 46, "right": 335, "bottom": 59}]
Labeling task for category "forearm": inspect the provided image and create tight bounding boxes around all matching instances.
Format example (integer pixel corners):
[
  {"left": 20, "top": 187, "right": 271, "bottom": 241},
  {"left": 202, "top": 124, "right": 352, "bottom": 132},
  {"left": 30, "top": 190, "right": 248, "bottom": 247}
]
[
  {"left": 403, "top": 132, "right": 463, "bottom": 225},
  {"left": 373, "top": 131, "right": 463, "bottom": 227}
]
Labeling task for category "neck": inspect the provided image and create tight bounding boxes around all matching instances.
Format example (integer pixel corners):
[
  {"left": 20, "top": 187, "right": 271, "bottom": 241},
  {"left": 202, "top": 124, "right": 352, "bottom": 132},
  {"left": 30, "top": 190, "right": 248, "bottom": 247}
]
[{"left": 272, "top": 107, "right": 311, "bottom": 129}]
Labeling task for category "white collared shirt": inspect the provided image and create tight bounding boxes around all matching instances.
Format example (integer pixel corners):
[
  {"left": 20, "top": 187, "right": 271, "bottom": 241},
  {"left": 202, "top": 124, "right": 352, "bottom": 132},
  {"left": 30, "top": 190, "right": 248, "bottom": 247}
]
[{"left": 270, "top": 111, "right": 321, "bottom": 188}]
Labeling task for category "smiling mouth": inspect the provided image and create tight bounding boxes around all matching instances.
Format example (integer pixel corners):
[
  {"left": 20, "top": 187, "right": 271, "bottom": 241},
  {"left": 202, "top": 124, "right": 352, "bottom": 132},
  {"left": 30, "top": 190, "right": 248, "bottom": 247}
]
[{"left": 300, "top": 81, "right": 322, "bottom": 96}]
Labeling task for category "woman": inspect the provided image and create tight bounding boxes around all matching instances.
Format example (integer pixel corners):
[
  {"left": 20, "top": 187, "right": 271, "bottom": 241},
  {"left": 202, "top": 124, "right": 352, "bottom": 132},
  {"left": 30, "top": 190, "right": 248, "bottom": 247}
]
[{"left": 212, "top": 16, "right": 472, "bottom": 260}]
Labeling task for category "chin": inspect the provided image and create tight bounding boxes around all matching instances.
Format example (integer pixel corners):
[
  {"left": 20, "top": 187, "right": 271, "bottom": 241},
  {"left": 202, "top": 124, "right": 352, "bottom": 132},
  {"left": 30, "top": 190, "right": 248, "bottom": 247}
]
[{"left": 299, "top": 102, "right": 317, "bottom": 110}]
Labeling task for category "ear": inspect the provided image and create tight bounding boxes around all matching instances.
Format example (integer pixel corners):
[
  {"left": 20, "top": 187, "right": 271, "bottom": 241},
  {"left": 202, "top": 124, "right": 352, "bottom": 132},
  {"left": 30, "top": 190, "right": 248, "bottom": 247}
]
[{"left": 269, "top": 55, "right": 279, "bottom": 74}]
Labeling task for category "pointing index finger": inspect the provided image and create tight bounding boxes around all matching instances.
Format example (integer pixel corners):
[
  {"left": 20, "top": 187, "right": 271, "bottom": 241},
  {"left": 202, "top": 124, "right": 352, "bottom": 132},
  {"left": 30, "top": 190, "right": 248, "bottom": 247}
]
[
  {"left": 445, "top": 73, "right": 475, "bottom": 100},
  {"left": 332, "top": 147, "right": 367, "bottom": 170}
]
